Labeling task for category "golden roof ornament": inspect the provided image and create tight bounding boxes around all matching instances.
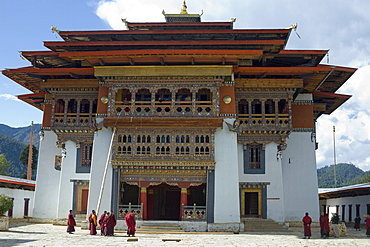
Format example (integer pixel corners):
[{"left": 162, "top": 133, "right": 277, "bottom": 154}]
[{"left": 180, "top": 0, "right": 188, "bottom": 14}]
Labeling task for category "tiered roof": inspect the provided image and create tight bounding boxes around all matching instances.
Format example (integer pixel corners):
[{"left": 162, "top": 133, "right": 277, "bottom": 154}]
[{"left": 2, "top": 3, "right": 356, "bottom": 118}]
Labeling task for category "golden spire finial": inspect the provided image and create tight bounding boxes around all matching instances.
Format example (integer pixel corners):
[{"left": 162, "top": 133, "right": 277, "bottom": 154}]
[{"left": 180, "top": 0, "right": 188, "bottom": 14}]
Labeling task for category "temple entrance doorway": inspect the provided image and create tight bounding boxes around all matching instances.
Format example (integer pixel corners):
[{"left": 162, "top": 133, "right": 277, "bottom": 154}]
[
  {"left": 244, "top": 192, "right": 258, "bottom": 217},
  {"left": 148, "top": 184, "right": 180, "bottom": 220},
  {"left": 241, "top": 188, "right": 262, "bottom": 218}
]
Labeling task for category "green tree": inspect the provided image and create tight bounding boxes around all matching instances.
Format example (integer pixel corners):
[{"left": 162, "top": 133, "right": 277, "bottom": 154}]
[
  {"left": 0, "top": 194, "right": 13, "bottom": 215},
  {"left": 19, "top": 145, "right": 38, "bottom": 179},
  {"left": 0, "top": 155, "right": 10, "bottom": 176}
]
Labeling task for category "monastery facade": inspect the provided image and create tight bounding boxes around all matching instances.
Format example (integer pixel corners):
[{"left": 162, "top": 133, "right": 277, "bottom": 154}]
[{"left": 2, "top": 3, "right": 356, "bottom": 231}]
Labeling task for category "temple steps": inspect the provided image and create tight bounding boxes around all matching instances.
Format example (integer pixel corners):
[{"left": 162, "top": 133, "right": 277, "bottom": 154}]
[
  {"left": 242, "top": 218, "right": 291, "bottom": 232},
  {"left": 137, "top": 221, "right": 185, "bottom": 233}
]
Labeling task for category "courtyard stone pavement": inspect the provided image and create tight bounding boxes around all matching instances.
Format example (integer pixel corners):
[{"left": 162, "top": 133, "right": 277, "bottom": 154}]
[{"left": 0, "top": 222, "right": 369, "bottom": 247}]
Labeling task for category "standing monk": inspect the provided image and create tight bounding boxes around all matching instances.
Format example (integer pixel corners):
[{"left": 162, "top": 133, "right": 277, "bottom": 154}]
[
  {"left": 366, "top": 215, "right": 370, "bottom": 237},
  {"left": 103, "top": 212, "right": 113, "bottom": 236},
  {"left": 110, "top": 211, "right": 117, "bottom": 236},
  {"left": 67, "top": 210, "right": 76, "bottom": 234},
  {"left": 319, "top": 212, "right": 330, "bottom": 238},
  {"left": 125, "top": 213, "right": 136, "bottom": 237},
  {"left": 98, "top": 211, "right": 107, "bottom": 236},
  {"left": 302, "top": 212, "right": 312, "bottom": 239},
  {"left": 354, "top": 215, "right": 361, "bottom": 231},
  {"left": 88, "top": 210, "right": 97, "bottom": 235}
]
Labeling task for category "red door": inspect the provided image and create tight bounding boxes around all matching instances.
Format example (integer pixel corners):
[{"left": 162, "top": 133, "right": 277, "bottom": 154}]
[{"left": 81, "top": 189, "right": 89, "bottom": 213}]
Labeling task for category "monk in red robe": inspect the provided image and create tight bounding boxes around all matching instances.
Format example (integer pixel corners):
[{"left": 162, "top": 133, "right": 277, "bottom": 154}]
[
  {"left": 98, "top": 211, "right": 107, "bottom": 236},
  {"left": 88, "top": 210, "right": 97, "bottom": 235},
  {"left": 103, "top": 212, "right": 111, "bottom": 236},
  {"left": 125, "top": 213, "right": 136, "bottom": 237},
  {"left": 110, "top": 211, "right": 117, "bottom": 236},
  {"left": 67, "top": 210, "right": 76, "bottom": 234},
  {"left": 302, "top": 212, "right": 312, "bottom": 239},
  {"left": 319, "top": 212, "right": 330, "bottom": 238},
  {"left": 366, "top": 215, "right": 370, "bottom": 237}
]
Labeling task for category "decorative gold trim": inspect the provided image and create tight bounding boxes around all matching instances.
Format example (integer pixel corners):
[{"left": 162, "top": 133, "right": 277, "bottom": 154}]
[
  {"left": 241, "top": 188, "right": 262, "bottom": 217},
  {"left": 95, "top": 65, "right": 233, "bottom": 77}
]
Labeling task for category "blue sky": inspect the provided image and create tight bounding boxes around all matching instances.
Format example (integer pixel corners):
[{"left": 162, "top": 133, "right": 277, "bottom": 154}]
[{"left": 1, "top": 0, "right": 370, "bottom": 171}]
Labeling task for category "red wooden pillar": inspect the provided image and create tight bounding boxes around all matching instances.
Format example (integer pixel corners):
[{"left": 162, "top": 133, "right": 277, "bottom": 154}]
[
  {"left": 140, "top": 187, "right": 147, "bottom": 220},
  {"left": 180, "top": 188, "right": 188, "bottom": 220}
]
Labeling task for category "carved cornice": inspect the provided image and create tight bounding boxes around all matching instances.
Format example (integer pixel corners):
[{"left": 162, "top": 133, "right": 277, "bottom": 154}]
[
  {"left": 237, "top": 133, "right": 289, "bottom": 145},
  {"left": 54, "top": 131, "right": 94, "bottom": 143}
]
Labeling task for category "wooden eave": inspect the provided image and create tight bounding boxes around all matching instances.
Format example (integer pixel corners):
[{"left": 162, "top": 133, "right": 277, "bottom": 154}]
[
  {"left": 319, "top": 187, "right": 370, "bottom": 199},
  {"left": 17, "top": 92, "right": 46, "bottom": 111},
  {"left": 233, "top": 66, "right": 332, "bottom": 76},
  {"left": 2, "top": 67, "right": 44, "bottom": 93},
  {"left": 104, "top": 117, "right": 223, "bottom": 128},
  {"left": 44, "top": 40, "right": 286, "bottom": 50},
  {"left": 60, "top": 49, "right": 263, "bottom": 66},
  {"left": 312, "top": 91, "right": 351, "bottom": 119},
  {"left": 2, "top": 67, "right": 94, "bottom": 93},
  {"left": 127, "top": 21, "right": 233, "bottom": 30},
  {"left": 59, "top": 28, "right": 291, "bottom": 36},
  {"left": 21, "top": 51, "right": 73, "bottom": 68},
  {"left": 60, "top": 49, "right": 263, "bottom": 58},
  {"left": 304, "top": 65, "right": 357, "bottom": 93}
]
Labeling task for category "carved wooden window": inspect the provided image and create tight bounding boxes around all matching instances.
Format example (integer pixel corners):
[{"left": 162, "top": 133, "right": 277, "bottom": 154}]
[
  {"left": 244, "top": 144, "right": 265, "bottom": 174},
  {"left": 116, "top": 89, "right": 131, "bottom": 104},
  {"left": 80, "top": 99, "right": 90, "bottom": 114},
  {"left": 249, "top": 145, "right": 260, "bottom": 169},
  {"left": 155, "top": 89, "right": 171, "bottom": 102},
  {"left": 238, "top": 99, "right": 248, "bottom": 115},
  {"left": 81, "top": 143, "right": 93, "bottom": 166},
  {"left": 252, "top": 100, "right": 261, "bottom": 115},
  {"left": 55, "top": 99, "right": 65, "bottom": 113},
  {"left": 278, "top": 99, "right": 288, "bottom": 114},
  {"left": 67, "top": 99, "right": 78, "bottom": 113},
  {"left": 265, "top": 99, "right": 275, "bottom": 114},
  {"left": 196, "top": 88, "right": 211, "bottom": 105}
]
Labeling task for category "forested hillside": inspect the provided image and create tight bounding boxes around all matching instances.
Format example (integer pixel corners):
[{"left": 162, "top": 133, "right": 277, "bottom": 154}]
[
  {"left": 0, "top": 133, "right": 27, "bottom": 177},
  {"left": 317, "top": 163, "right": 366, "bottom": 188},
  {"left": 0, "top": 123, "right": 41, "bottom": 148}
]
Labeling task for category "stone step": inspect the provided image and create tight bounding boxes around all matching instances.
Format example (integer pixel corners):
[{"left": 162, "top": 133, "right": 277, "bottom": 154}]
[
  {"left": 242, "top": 218, "right": 291, "bottom": 232},
  {"left": 137, "top": 222, "right": 185, "bottom": 233}
]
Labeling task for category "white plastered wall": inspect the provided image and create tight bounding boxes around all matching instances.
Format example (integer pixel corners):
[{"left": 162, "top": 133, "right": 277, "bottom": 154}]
[
  {"left": 1, "top": 187, "right": 34, "bottom": 218},
  {"left": 56, "top": 140, "right": 90, "bottom": 219},
  {"left": 238, "top": 142, "right": 285, "bottom": 222},
  {"left": 213, "top": 119, "right": 240, "bottom": 223},
  {"left": 282, "top": 131, "right": 319, "bottom": 222},
  {"left": 33, "top": 131, "right": 61, "bottom": 219},
  {"left": 323, "top": 195, "right": 370, "bottom": 222},
  {"left": 87, "top": 124, "right": 114, "bottom": 217}
]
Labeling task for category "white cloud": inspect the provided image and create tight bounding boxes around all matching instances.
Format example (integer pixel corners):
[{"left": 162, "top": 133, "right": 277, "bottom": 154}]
[
  {"left": 94, "top": 1, "right": 370, "bottom": 171},
  {"left": 316, "top": 66, "right": 370, "bottom": 171},
  {"left": 0, "top": 94, "right": 20, "bottom": 101}
]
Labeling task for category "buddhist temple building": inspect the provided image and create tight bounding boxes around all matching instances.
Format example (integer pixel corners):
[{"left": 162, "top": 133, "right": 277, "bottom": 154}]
[{"left": 2, "top": 2, "right": 356, "bottom": 231}]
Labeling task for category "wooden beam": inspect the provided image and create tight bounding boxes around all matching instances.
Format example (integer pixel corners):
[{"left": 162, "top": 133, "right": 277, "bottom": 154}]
[
  {"left": 235, "top": 78, "right": 303, "bottom": 88},
  {"left": 59, "top": 49, "right": 263, "bottom": 59},
  {"left": 59, "top": 28, "right": 290, "bottom": 36},
  {"left": 41, "top": 79, "right": 99, "bottom": 88},
  {"left": 313, "top": 103, "right": 327, "bottom": 112},
  {"left": 95, "top": 65, "right": 233, "bottom": 77},
  {"left": 44, "top": 40, "right": 285, "bottom": 47},
  {"left": 103, "top": 117, "right": 223, "bottom": 128}
]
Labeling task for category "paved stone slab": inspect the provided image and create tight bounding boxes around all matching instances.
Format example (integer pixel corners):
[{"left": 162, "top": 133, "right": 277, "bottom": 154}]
[{"left": 0, "top": 222, "right": 369, "bottom": 246}]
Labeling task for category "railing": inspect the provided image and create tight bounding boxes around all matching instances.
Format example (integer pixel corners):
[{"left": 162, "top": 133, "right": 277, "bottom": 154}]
[
  {"left": 237, "top": 113, "right": 290, "bottom": 131},
  {"left": 118, "top": 203, "right": 143, "bottom": 220},
  {"left": 113, "top": 100, "right": 215, "bottom": 117},
  {"left": 52, "top": 113, "right": 96, "bottom": 127},
  {"left": 182, "top": 203, "right": 206, "bottom": 221}
]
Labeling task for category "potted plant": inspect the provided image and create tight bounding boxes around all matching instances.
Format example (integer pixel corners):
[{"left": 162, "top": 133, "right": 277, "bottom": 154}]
[{"left": 0, "top": 194, "right": 13, "bottom": 231}]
